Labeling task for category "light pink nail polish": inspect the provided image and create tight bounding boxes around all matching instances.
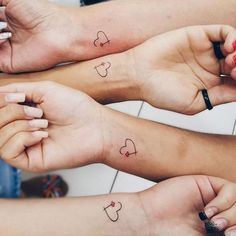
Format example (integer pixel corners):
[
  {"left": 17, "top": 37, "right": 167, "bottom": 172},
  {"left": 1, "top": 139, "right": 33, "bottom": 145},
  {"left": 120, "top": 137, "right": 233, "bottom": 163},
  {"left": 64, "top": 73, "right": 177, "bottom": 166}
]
[
  {"left": 204, "top": 207, "right": 218, "bottom": 219},
  {"left": 5, "top": 93, "right": 25, "bottom": 103},
  {"left": 226, "top": 230, "right": 236, "bottom": 236},
  {"left": 212, "top": 218, "right": 228, "bottom": 231},
  {"left": 29, "top": 119, "right": 48, "bottom": 128},
  {"left": 24, "top": 106, "right": 43, "bottom": 118},
  {"left": 233, "top": 55, "right": 236, "bottom": 67},
  {"left": 32, "top": 131, "right": 48, "bottom": 138}
]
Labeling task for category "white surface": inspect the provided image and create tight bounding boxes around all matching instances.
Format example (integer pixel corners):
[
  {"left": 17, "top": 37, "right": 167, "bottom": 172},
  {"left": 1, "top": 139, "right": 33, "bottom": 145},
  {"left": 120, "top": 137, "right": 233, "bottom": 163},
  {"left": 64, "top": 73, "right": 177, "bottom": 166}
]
[
  {"left": 50, "top": 0, "right": 80, "bottom": 6},
  {"left": 22, "top": 0, "right": 236, "bottom": 198},
  {"left": 140, "top": 102, "right": 236, "bottom": 135}
]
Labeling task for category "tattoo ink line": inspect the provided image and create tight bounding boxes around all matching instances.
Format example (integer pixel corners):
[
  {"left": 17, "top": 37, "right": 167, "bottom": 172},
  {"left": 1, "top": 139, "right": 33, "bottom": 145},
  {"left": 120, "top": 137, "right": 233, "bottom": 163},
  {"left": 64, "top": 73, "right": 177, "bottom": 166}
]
[
  {"left": 94, "top": 62, "right": 111, "bottom": 78},
  {"left": 103, "top": 201, "right": 123, "bottom": 222},
  {"left": 93, "top": 31, "right": 111, "bottom": 48},
  {"left": 119, "top": 138, "right": 137, "bottom": 157}
]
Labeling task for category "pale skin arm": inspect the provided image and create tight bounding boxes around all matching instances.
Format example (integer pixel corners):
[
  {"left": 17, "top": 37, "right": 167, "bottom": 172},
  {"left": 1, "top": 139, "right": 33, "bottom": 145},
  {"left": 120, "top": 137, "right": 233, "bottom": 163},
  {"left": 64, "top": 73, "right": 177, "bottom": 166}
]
[
  {"left": 1, "top": 82, "right": 236, "bottom": 182},
  {"left": 0, "top": 53, "right": 136, "bottom": 104},
  {"left": 0, "top": 194, "right": 143, "bottom": 236},
  {"left": 2, "top": 25, "right": 236, "bottom": 115},
  {"left": 1, "top": 176, "right": 236, "bottom": 236},
  {"left": 102, "top": 106, "right": 236, "bottom": 182},
  {"left": 1, "top": 0, "right": 236, "bottom": 72},
  {"left": 68, "top": 0, "right": 236, "bottom": 60}
]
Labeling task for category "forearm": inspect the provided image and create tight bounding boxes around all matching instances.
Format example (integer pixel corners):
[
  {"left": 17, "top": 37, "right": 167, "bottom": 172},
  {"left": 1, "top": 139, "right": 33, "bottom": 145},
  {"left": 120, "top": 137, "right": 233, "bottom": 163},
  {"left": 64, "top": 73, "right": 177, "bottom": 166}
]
[
  {"left": 0, "top": 52, "right": 138, "bottom": 104},
  {"left": 101, "top": 108, "right": 236, "bottom": 182},
  {"left": 68, "top": 0, "right": 236, "bottom": 60},
  {"left": 0, "top": 193, "right": 145, "bottom": 236}
]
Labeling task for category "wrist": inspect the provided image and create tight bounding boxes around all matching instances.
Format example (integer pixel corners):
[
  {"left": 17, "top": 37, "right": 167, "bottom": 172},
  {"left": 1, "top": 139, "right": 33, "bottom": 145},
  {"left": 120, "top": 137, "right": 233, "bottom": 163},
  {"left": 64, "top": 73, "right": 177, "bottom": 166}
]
[{"left": 60, "top": 7, "right": 91, "bottom": 62}]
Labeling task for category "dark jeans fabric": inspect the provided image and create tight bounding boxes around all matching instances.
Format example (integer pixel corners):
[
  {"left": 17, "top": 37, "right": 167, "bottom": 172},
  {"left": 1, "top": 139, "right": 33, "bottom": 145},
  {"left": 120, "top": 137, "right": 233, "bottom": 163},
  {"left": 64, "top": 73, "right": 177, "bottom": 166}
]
[{"left": 0, "top": 160, "right": 21, "bottom": 198}]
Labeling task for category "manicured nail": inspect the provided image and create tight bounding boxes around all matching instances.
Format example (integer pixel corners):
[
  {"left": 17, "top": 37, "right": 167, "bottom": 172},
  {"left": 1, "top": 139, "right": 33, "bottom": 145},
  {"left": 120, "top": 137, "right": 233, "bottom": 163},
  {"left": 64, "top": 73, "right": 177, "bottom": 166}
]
[
  {"left": 211, "top": 218, "right": 228, "bottom": 231},
  {"left": 4, "top": 93, "right": 25, "bottom": 103},
  {"left": 233, "top": 55, "right": 236, "bottom": 67},
  {"left": 204, "top": 207, "right": 218, "bottom": 219},
  {"left": 24, "top": 106, "right": 43, "bottom": 118},
  {"left": 29, "top": 119, "right": 48, "bottom": 128},
  {"left": 226, "top": 230, "right": 236, "bottom": 236},
  {"left": 205, "top": 221, "right": 221, "bottom": 234},
  {"left": 0, "top": 32, "right": 11, "bottom": 40},
  {"left": 0, "top": 21, "right": 7, "bottom": 30},
  {"left": 233, "top": 41, "right": 236, "bottom": 51},
  {"left": 32, "top": 131, "right": 48, "bottom": 138}
]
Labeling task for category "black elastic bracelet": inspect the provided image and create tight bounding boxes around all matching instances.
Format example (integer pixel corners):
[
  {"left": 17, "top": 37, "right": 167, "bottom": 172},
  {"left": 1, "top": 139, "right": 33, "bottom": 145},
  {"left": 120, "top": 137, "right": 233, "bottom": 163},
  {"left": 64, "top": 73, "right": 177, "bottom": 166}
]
[
  {"left": 213, "top": 42, "right": 225, "bottom": 60},
  {"left": 80, "top": 0, "right": 107, "bottom": 5},
  {"left": 201, "top": 89, "right": 213, "bottom": 110}
]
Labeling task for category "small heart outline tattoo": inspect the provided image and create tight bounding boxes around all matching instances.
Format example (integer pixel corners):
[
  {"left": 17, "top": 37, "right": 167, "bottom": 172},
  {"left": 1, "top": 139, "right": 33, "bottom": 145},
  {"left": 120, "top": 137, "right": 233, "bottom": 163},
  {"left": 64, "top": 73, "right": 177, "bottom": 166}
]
[
  {"left": 119, "top": 138, "right": 137, "bottom": 157},
  {"left": 93, "top": 31, "right": 111, "bottom": 48},
  {"left": 94, "top": 62, "right": 111, "bottom": 78},
  {"left": 103, "top": 201, "right": 123, "bottom": 222}
]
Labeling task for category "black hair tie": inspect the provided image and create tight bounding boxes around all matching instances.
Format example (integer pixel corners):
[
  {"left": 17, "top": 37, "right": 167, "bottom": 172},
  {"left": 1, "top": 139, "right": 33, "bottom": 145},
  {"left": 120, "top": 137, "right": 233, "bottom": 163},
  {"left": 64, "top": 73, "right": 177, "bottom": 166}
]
[
  {"left": 201, "top": 89, "right": 213, "bottom": 110},
  {"left": 213, "top": 42, "right": 225, "bottom": 60}
]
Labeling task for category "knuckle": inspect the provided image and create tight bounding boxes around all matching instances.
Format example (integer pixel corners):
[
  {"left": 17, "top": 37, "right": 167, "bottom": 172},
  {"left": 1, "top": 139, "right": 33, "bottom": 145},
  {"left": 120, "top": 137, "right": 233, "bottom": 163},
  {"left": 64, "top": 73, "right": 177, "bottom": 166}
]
[
  {"left": 0, "top": 148, "right": 8, "bottom": 160},
  {"left": 5, "top": 104, "right": 23, "bottom": 117}
]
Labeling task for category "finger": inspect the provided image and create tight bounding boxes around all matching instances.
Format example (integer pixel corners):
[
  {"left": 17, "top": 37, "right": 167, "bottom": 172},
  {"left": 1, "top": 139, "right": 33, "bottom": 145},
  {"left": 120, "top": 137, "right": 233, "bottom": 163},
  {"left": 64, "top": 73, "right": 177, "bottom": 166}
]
[
  {"left": 225, "top": 225, "right": 236, "bottom": 236},
  {"left": 0, "top": 0, "right": 11, "bottom": 6},
  {"left": 225, "top": 53, "right": 236, "bottom": 71},
  {"left": 0, "top": 104, "right": 43, "bottom": 128},
  {"left": 0, "top": 119, "right": 48, "bottom": 147},
  {"left": 230, "top": 67, "right": 236, "bottom": 79},
  {"left": 210, "top": 203, "right": 236, "bottom": 232},
  {"left": 189, "top": 82, "right": 236, "bottom": 114},
  {"left": 0, "top": 131, "right": 48, "bottom": 162},
  {"left": 0, "top": 81, "right": 55, "bottom": 103},
  {"left": 201, "top": 25, "right": 236, "bottom": 54},
  {"left": 0, "top": 92, "right": 25, "bottom": 108},
  {"left": 202, "top": 183, "right": 236, "bottom": 220}
]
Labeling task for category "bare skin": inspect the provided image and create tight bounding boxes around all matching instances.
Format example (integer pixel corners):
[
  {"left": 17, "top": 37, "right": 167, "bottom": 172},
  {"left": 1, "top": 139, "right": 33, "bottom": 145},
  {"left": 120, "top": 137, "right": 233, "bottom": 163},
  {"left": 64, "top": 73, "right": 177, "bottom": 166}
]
[
  {"left": 1, "top": 82, "right": 236, "bottom": 183},
  {"left": 0, "top": 0, "right": 236, "bottom": 72},
  {"left": 1, "top": 25, "right": 236, "bottom": 115},
  {"left": 1, "top": 175, "right": 236, "bottom": 236}
]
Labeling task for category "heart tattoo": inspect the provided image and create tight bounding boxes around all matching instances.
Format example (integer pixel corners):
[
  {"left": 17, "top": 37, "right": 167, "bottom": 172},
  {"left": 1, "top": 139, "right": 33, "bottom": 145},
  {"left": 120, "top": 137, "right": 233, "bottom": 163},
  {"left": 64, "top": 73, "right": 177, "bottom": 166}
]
[
  {"left": 119, "top": 138, "right": 137, "bottom": 157},
  {"left": 103, "top": 201, "right": 123, "bottom": 222},
  {"left": 94, "top": 62, "right": 111, "bottom": 78},
  {"left": 93, "top": 31, "right": 111, "bottom": 48}
]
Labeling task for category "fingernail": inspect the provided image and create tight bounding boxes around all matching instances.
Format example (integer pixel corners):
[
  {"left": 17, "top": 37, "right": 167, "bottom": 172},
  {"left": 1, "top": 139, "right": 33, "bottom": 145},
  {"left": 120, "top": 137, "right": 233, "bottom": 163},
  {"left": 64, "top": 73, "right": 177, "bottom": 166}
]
[
  {"left": 204, "top": 207, "right": 218, "bottom": 219},
  {"left": 205, "top": 221, "right": 221, "bottom": 234},
  {"left": 0, "top": 21, "right": 7, "bottom": 30},
  {"left": 4, "top": 93, "right": 25, "bottom": 103},
  {"left": 29, "top": 119, "right": 48, "bottom": 128},
  {"left": 24, "top": 106, "right": 43, "bottom": 118},
  {"left": 0, "top": 32, "right": 12, "bottom": 40},
  {"left": 211, "top": 218, "right": 228, "bottom": 231},
  {"left": 32, "top": 131, "right": 48, "bottom": 138},
  {"left": 233, "top": 41, "right": 236, "bottom": 51},
  {"left": 226, "top": 230, "right": 236, "bottom": 236},
  {"left": 233, "top": 55, "right": 236, "bottom": 67}
]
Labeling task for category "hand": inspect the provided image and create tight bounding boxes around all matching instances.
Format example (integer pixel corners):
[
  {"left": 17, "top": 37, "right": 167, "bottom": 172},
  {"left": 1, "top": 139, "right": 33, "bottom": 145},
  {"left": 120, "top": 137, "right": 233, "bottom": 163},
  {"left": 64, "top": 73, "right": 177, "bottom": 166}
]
[
  {"left": 0, "top": 0, "right": 79, "bottom": 73},
  {"left": 0, "top": 81, "right": 106, "bottom": 172},
  {"left": 140, "top": 175, "right": 236, "bottom": 236},
  {"left": 129, "top": 25, "right": 236, "bottom": 114}
]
